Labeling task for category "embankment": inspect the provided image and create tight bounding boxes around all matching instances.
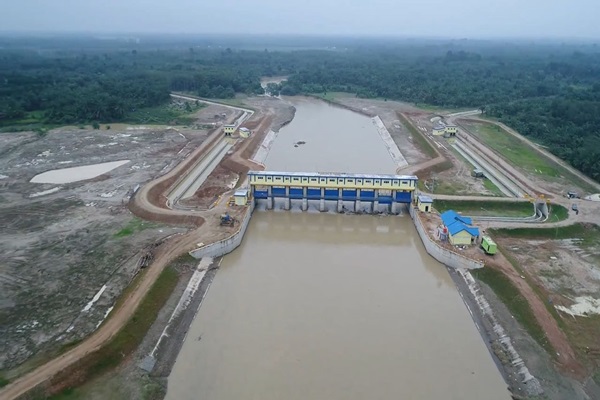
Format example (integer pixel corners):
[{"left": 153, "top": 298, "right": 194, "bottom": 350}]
[
  {"left": 409, "top": 205, "right": 484, "bottom": 269},
  {"left": 189, "top": 201, "right": 255, "bottom": 259},
  {"left": 372, "top": 116, "right": 409, "bottom": 171}
]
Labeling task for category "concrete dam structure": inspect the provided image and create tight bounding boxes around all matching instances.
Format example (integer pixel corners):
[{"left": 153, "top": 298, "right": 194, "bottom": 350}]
[{"left": 248, "top": 170, "right": 418, "bottom": 213}]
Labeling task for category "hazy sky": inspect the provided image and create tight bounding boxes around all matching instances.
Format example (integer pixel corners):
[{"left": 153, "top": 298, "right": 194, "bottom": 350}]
[{"left": 2, "top": 0, "right": 599, "bottom": 39}]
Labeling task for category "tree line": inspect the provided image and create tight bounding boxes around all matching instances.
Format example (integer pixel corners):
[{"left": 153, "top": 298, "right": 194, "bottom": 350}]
[{"left": 1, "top": 37, "right": 600, "bottom": 179}]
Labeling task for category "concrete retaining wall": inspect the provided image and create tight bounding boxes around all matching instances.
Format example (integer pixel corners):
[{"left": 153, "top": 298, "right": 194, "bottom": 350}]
[
  {"left": 410, "top": 206, "right": 484, "bottom": 269},
  {"left": 372, "top": 116, "right": 409, "bottom": 171},
  {"left": 189, "top": 201, "right": 255, "bottom": 259}
]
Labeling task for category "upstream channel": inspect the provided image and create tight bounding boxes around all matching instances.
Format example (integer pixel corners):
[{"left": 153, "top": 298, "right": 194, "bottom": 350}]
[{"left": 166, "top": 97, "right": 509, "bottom": 399}]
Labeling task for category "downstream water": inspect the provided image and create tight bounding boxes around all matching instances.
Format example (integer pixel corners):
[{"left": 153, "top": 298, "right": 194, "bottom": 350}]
[{"left": 167, "top": 98, "right": 509, "bottom": 399}]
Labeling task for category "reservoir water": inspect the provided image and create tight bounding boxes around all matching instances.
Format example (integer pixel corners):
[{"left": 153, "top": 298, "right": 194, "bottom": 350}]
[{"left": 166, "top": 98, "right": 509, "bottom": 399}]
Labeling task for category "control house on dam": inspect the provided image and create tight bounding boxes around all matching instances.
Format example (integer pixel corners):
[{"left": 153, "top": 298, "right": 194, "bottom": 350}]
[{"left": 248, "top": 170, "right": 418, "bottom": 213}]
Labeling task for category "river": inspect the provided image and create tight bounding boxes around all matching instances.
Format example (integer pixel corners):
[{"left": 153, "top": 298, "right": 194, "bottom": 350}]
[{"left": 166, "top": 97, "right": 509, "bottom": 399}]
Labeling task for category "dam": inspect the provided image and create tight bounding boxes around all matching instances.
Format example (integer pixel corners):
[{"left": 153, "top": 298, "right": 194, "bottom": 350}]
[{"left": 248, "top": 170, "right": 417, "bottom": 212}]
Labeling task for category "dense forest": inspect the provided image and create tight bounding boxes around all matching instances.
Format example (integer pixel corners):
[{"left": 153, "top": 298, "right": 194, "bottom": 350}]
[{"left": 1, "top": 35, "right": 600, "bottom": 179}]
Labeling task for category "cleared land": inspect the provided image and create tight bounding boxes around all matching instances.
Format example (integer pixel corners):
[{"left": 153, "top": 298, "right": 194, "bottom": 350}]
[
  {"left": 0, "top": 101, "right": 242, "bottom": 381},
  {"left": 490, "top": 224, "right": 600, "bottom": 386}
]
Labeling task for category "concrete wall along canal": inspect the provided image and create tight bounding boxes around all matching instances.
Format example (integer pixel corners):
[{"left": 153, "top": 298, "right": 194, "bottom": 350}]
[
  {"left": 189, "top": 201, "right": 255, "bottom": 259},
  {"left": 409, "top": 205, "right": 484, "bottom": 270}
]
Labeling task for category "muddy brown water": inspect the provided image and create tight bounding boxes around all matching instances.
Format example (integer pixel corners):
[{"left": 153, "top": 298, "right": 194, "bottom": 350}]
[{"left": 167, "top": 98, "right": 509, "bottom": 399}]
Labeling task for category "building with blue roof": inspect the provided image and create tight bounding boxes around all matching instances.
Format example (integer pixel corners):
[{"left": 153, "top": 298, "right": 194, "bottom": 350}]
[{"left": 440, "top": 210, "right": 480, "bottom": 246}]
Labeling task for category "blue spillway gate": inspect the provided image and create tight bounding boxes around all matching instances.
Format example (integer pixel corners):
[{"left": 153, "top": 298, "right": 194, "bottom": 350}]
[
  {"left": 341, "top": 189, "right": 357, "bottom": 201},
  {"left": 324, "top": 189, "right": 339, "bottom": 200},
  {"left": 395, "top": 191, "right": 412, "bottom": 203},
  {"left": 378, "top": 195, "right": 393, "bottom": 204},
  {"left": 306, "top": 188, "right": 321, "bottom": 199},
  {"left": 289, "top": 188, "right": 303, "bottom": 199},
  {"left": 254, "top": 190, "right": 268, "bottom": 199},
  {"left": 272, "top": 187, "right": 286, "bottom": 197},
  {"left": 360, "top": 190, "right": 375, "bottom": 200}
]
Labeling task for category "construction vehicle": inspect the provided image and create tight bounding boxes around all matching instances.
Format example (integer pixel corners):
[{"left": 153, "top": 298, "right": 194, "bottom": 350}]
[
  {"left": 472, "top": 169, "right": 485, "bottom": 178},
  {"left": 220, "top": 212, "right": 236, "bottom": 227},
  {"left": 481, "top": 235, "right": 497, "bottom": 255}
]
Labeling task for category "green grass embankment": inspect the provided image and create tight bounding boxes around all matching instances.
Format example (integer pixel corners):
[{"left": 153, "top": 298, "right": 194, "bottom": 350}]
[
  {"left": 461, "top": 120, "right": 597, "bottom": 193},
  {"left": 491, "top": 222, "right": 600, "bottom": 243},
  {"left": 433, "top": 199, "right": 569, "bottom": 221},
  {"left": 471, "top": 266, "right": 553, "bottom": 352},
  {"left": 433, "top": 199, "right": 534, "bottom": 217}
]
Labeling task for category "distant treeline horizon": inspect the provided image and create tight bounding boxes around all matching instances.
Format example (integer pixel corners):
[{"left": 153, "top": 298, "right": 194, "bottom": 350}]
[{"left": 1, "top": 36, "right": 599, "bottom": 180}]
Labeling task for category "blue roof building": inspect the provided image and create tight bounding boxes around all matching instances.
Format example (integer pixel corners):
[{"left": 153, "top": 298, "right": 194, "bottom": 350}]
[{"left": 440, "top": 210, "right": 480, "bottom": 245}]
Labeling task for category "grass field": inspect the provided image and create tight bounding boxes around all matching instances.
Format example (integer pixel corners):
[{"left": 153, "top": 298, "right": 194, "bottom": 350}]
[
  {"left": 491, "top": 222, "right": 600, "bottom": 244},
  {"left": 547, "top": 203, "right": 569, "bottom": 223},
  {"left": 433, "top": 199, "right": 535, "bottom": 217},
  {"left": 113, "top": 217, "right": 160, "bottom": 238},
  {"left": 471, "top": 266, "right": 553, "bottom": 352},
  {"left": 462, "top": 121, "right": 561, "bottom": 176},
  {"left": 483, "top": 178, "right": 505, "bottom": 197},
  {"left": 461, "top": 120, "right": 597, "bottom": 193}
]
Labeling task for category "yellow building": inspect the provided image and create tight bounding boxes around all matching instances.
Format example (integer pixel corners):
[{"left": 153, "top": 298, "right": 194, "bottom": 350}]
[
  {"left": 223, "top": 124, "right": 236, "bottom": 136},
  {"left": 444, "top": 124, "right": 457, "bottom": 136},
  {"left": 239, "top": 127, "right": 251, "bottom": 138},
  {"left": 233, "top": 189, "right": 250, "bottom": 206},
  {"left": 441, "top": 210, "right": 480, "bottom": 246},
  {"left": 417, "top": 194, "right": 433, "bottom": 212},
  {"left": 432, "top": 124, "right": 446, "bottom": 136},
  {"left": 449, "top": 229, "right": 478, "bottom": 245}
]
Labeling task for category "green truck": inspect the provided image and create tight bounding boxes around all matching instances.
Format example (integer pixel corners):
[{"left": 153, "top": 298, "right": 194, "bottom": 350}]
[{"left": 481, "top": 235, "right": 497, "bottom": 255}]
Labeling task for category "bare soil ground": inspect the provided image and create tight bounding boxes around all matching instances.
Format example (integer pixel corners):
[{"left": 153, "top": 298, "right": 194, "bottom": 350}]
[
  {"left": 0, "top": 103, "right": 235, "bottom": 376},
  {"left": 495, "top": 235, "right": 600, "bottom": 375},
  {"left": 180, "top": 165, "right": 238, "bottom": 209}
]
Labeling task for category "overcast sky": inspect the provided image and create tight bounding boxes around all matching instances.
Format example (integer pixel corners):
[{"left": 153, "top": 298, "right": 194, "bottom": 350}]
[{"left": 1, "top": 0, "right": 599, "bottom": 39}]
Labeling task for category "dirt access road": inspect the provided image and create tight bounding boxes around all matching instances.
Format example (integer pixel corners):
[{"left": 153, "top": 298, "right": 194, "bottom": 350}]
[{"left": 0, "top": 96, "right": 271, "bottom": 400}]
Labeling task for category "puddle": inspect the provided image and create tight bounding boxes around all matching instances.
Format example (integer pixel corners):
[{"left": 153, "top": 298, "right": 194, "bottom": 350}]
[
  {"left": 556, "top": 296, "right": 600, "bottom": 317},
  {"left": 30, "top": 160, "right": 130, "bottom": 184}
]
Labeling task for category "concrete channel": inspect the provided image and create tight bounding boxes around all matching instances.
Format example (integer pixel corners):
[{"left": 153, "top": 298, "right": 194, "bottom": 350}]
[
  {"left": 164, "top": 95, "right": 254, "bottom": 209},
  {"left": 453, "top": 140, "right": 524, "bottom": 197},
  {"left": 167, "top": 138, "right": 233, "bottom": 205}
]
